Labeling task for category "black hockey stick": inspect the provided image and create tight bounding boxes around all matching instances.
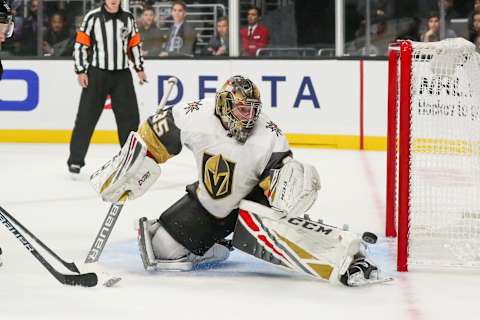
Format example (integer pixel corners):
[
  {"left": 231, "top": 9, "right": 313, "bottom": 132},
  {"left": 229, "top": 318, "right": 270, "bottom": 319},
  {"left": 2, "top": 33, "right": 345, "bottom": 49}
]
[
  {"left": 84, "top": 197, "right": 126, "bottom": 263},
  {"left": 0, "top": 205, "right": 80, "bottom": 273},
  {"left": 0, "top": 210, "right": 97, "bottom": 287}
]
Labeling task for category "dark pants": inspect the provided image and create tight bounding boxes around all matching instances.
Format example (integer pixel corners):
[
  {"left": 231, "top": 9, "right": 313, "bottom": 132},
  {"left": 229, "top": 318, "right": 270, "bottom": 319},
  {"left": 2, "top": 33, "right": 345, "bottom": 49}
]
[
  {"left": 159, "top": 182, "right": 270, "bottom": 256},
  {"left": 67, "top": 67, "right": 140, "bottom": 167}
]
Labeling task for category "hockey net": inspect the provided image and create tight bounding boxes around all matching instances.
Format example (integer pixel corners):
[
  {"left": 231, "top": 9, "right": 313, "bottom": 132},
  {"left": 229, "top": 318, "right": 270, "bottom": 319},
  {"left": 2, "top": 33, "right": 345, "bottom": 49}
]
[{"left": 386, "top": 38, "right": 480, "bottom": 271}]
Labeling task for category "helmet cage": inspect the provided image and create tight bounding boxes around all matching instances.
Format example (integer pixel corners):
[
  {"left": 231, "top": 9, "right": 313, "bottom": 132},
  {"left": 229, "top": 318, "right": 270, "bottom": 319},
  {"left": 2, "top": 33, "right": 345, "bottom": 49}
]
[{"left": 215, "top": 80, "right": 262, "bottom": 143}]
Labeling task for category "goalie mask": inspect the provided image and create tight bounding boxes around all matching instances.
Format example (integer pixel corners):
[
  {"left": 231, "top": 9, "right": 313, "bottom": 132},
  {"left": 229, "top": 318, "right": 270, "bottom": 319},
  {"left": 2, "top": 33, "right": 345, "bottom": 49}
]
[
  {"left": 215, "top": 75, "right": 262, "bottom": 143},
  {"left": 0, "top": 0, "right": 14, "bottom": 39}
]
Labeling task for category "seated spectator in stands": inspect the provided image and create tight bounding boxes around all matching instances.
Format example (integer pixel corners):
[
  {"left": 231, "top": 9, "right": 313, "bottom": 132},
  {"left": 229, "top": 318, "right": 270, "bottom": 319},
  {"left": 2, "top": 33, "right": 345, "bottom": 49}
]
[
  {"left": 441, "top": 0, "right": 461, "bottom": 22},
  {"left": 139, "top": 6, "right": 166, "bottom": 57},
  {"left": 240, "top": 6, "right": 269, "bottom": 56},
  {"left": 205, "top": 16, "right": 228, "bottom": 56},
  {"left": 468, "top": 0, "right": 480, "bottom": 42},
  {"left": 421, "top": 11, "right": 456, "bottom": 42},
  {"left": 56, "top": 14, "right": 82, "bottom": 57},
  {"left": 19, "top": 0, "right": 41, "bottom": 55},
  {"left": 159, "top": 0, "right": 196, "bottom": 57},
  {"left": 470, "top": 9, "right": 480, "bottom": 48},
  {"left": 43, "top": 12, "right": 70, "bottom": 56}
]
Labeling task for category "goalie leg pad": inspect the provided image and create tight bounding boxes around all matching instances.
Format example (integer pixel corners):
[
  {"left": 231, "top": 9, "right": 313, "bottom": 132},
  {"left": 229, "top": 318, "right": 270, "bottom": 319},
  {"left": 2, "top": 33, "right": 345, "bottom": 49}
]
[
  {"left": 234, "top": 200, "right": 360, "bottom": 283},
  {"left": 137, "top": 217, "right": 193, "bottom": 271},
  {"left": 137, "top": 217, "right": 230, "bottom": 271},
  {"left": 90, "top": 132, "right": 161, "bottom": 203}
]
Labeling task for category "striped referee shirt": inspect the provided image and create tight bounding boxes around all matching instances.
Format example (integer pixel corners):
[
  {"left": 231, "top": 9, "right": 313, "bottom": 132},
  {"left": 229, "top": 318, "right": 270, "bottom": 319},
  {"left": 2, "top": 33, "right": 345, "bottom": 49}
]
[{"left": 74, "top": 6, "right": 144, "bottom": 73}]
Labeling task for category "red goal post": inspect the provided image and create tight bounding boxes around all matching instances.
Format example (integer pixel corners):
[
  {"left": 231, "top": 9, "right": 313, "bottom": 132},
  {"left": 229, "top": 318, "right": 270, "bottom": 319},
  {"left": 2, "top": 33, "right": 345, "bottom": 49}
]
[{"left": 386, "top": 38, "right": 480, "bottom": 272}]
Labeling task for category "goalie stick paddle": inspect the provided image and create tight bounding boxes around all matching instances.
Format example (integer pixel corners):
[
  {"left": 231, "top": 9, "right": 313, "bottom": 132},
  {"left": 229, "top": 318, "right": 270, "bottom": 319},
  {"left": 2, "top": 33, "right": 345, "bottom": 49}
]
[
  {"left": 0, "top": 209, "right": 97, "bottom": 287},
  {"left": 0, "top": 205, "right": 80, "bottom": 274}
]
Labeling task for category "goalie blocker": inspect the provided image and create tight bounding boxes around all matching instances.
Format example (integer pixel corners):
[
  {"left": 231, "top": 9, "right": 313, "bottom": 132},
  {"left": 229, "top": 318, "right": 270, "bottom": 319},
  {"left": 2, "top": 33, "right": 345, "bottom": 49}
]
[{"left": 90, "top": 132, "right": 161, "bottom": 203}]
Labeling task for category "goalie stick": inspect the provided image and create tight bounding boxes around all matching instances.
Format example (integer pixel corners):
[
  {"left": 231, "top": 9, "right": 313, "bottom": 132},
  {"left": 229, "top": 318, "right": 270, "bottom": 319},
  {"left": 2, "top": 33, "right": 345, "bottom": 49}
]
[
  {"left": 84, "top": 194, "right": 127, "bottom": 263},
  {"left": 0, "top": 207, "right": 97, "bottom": 287},
  {"left": 85, "top": 76, "right": 179, "bottom": 264},
  {"left": 0, "top": 205, "right": 80, "bottom": 273}
]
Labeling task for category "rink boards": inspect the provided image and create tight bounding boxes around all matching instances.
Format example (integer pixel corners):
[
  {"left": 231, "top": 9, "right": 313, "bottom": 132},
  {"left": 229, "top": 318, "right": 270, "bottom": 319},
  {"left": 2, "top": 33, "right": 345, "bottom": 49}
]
[{"left": 0, "top": 59, "right": 388, "bottom": 150}]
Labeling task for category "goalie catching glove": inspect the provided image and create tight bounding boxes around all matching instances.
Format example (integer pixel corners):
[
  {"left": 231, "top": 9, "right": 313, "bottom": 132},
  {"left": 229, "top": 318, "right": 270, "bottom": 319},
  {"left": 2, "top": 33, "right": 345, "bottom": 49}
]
[
  {"left": 90, "top": 132, "right": 161, "bottom": 203},
  {"left": 267, "top": 158, "right": 321, "bottom": 217}
]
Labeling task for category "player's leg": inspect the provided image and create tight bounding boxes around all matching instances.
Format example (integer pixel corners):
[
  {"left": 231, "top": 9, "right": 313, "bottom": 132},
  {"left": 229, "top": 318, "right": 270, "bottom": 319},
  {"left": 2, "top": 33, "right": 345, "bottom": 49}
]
[
  {"left": 109, "top": 70, "right": 140, "bottom": 147},
  {"left": 67, "top": 67, "right": 109, "bottom": 172},
  {"left": 137, "top": 183, "right": 236, "bottom": 271},
  {"left": 235, "top": 200, "right": 390, "bottom": 286}
]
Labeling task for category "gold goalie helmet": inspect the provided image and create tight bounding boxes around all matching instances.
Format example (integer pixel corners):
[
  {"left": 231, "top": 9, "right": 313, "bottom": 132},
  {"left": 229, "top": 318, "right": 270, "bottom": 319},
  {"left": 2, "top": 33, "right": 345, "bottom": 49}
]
[{"left": 215, "top": 75, "right": 262, "bottom": 143}]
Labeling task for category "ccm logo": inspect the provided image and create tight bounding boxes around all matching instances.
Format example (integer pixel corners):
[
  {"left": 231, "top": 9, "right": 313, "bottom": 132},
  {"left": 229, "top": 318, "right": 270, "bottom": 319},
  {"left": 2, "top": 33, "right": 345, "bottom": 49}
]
[
  {"left": 138, "top": 171, "right": 151, "bottom": 186},
  {"left": 288, "top": 218, "right": 333, "bottom": 235}
]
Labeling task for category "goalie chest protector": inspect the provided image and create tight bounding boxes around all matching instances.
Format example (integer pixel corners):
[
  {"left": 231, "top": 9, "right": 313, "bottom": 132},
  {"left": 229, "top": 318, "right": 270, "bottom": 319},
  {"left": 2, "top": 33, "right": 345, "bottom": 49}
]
[{"left": 170, "top": 99, "right": 291, "bottom": 219}]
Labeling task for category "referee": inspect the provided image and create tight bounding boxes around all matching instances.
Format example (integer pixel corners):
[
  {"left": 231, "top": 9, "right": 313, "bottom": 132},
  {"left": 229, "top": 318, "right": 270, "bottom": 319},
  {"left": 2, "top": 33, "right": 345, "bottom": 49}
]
[{"left": 68, "top": 0, "right": 146, "bottom": 175}]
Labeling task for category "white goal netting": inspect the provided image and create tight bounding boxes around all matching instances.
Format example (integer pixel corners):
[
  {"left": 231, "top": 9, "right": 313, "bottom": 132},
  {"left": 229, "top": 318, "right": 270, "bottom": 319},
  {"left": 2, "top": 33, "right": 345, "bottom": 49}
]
[{"left": 406, "top": 38, "right": 480, "bottom": 268}]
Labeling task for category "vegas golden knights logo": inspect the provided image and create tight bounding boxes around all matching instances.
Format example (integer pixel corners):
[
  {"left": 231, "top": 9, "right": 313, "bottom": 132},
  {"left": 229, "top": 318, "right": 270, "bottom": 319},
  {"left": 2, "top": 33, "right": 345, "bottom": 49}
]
[{"left": 202, "top": 153, "right": 236, "bottom": 199}]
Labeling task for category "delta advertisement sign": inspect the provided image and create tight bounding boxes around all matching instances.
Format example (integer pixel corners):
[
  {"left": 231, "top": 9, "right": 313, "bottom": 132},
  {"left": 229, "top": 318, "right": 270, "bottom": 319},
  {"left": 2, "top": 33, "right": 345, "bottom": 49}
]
[{"left": 0, "top": 59, "right": 388, "bottom": 138}]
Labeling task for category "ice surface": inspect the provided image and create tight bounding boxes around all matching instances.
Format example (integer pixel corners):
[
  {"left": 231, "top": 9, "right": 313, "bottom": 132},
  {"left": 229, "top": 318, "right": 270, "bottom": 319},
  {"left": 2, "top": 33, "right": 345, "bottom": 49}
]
[{"left": 0, "top": 143, "right": 478, "bottom": 320}]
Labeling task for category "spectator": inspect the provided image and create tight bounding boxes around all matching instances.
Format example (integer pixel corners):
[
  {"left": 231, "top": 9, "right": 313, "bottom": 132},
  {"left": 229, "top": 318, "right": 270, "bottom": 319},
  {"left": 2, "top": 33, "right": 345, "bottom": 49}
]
[
  {"left": 421, "top": 11, "right": 456, "bottom": 42},
  {"left": 160, "top": 0, "right": 196, "bottom": 57},
  {"left": 43, "top": 12, "right": 70, "bottom": 56},
  {"left": 19, "top": 0, "right": 40, "bottom": 55},
  {"left": 470, "top": 9, "right": 480, "bottom": 47},
  {"left": 54, "top": 14, "right": 82, "bottom": 57},
  {"left": 468, "top": 0, "right": 480, "bottom": 43},
  {"left": 441, "top": 0, "right": 460, "bottom": 22},
  {"left": 240, "top": 6, "right": 269, "bottom": 56},
  {"left": 205, "top": 16, "right": 228, "bottom": 56},
  {"left": 139, "top": 6, "right": 166, "bottom": 57}
]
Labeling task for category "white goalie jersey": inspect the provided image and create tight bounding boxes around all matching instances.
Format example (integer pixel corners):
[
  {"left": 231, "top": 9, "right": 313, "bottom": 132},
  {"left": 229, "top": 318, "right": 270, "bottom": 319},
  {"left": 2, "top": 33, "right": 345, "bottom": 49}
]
[{"left": 138, "top": 98, "right": 292, "bottom": 219}]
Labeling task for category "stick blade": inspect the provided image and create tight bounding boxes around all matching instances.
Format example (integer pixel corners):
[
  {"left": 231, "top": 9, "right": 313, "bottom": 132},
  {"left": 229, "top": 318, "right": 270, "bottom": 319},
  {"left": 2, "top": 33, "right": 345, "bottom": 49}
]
[{"left": 61, "top": 272, "right": 98, "bottom": 287}]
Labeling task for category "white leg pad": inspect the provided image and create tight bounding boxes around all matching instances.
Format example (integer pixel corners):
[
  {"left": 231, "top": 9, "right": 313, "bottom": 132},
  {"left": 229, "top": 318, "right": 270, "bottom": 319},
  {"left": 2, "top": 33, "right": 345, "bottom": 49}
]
[
  {"left": 139, "top": 221, "right": 230, "bottom": 271},
  {"left": 152, "top": 225, "right": 190, "bottom": 260}
]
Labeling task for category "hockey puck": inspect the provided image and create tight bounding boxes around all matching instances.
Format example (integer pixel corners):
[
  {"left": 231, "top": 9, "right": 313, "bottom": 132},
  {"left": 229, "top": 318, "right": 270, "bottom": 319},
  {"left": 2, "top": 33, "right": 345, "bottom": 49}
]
[
  {"left": 103, "top": 277, "right": 122, "bottom": 287},
  {"left": 362, "top": 232, "right": 377, "bottom": 244}
]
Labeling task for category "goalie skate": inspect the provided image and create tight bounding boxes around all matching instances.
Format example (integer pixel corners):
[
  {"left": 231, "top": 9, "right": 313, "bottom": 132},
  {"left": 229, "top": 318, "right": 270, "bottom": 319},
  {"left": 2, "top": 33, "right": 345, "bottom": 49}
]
[{"left": 340, "top": 255, "right": 393, "bottom": 287}]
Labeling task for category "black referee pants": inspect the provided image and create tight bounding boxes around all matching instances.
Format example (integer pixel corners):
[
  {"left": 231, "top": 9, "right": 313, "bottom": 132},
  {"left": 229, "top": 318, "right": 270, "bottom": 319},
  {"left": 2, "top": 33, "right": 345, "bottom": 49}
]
[{"left": 68, "top": 67, "right": 140, "bottom": 167}]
